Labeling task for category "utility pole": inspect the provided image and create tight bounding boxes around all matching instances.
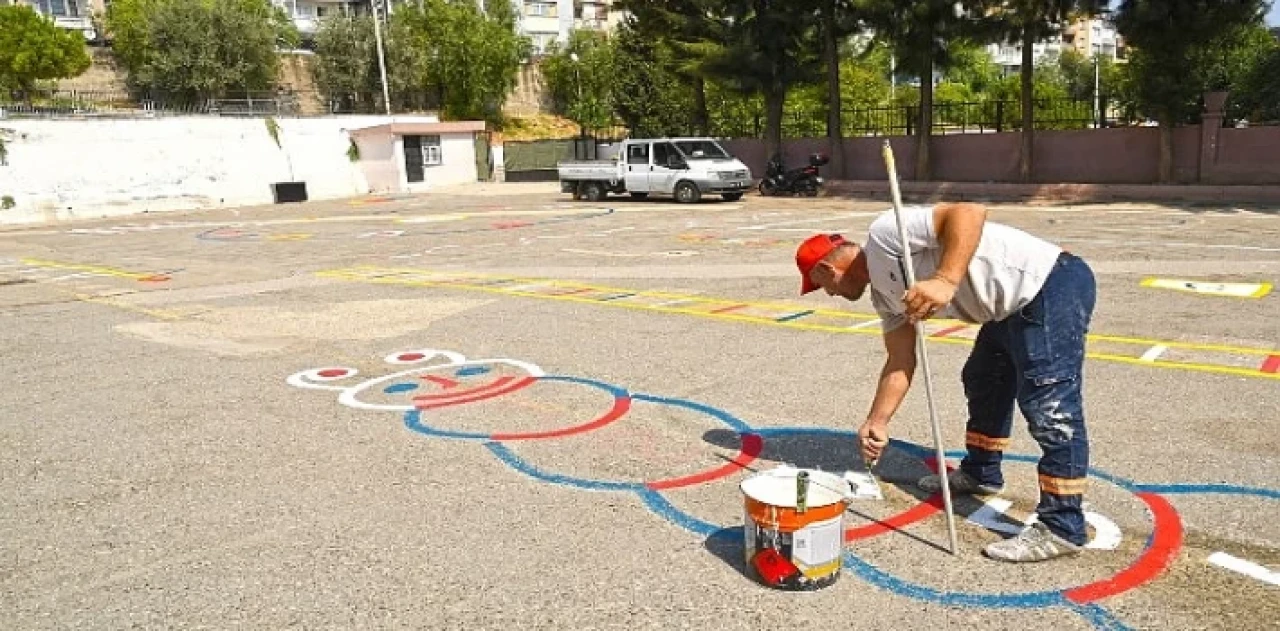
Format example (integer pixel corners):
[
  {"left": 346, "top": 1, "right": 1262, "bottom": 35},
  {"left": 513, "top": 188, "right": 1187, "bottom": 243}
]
[
  {"left": 1093, "top": 54, "right": 1100, "bottom": 128},
  {"left": 371, "top": 0, "right": 392, "bottom": 116}
]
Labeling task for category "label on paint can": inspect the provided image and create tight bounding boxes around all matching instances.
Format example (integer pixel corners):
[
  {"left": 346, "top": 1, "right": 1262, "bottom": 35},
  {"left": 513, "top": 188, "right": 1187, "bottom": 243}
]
[{"left": 792, "top": 515, "right": 842, "bottom": 568}]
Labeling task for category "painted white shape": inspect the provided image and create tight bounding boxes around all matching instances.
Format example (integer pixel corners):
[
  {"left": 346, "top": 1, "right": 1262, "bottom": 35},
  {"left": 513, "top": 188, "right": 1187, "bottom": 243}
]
[
  {"left": 286, "top": 367, "right": 360, "bottom": 391},
  {"left": 842, "top": 471, "right": 884, "bottom": 500},
  {"left": 968, "top": 497, "right": 1122, "bottom": 550},
  {"left": 1083, "top": 512, "right": 1123, "bottom": 551},
  {"left": 1139, "top": 345, "right": 1169, "bottom": 362},
  {"left": 1141, "top": 278, "right": 1271, "bottom": 298},
  {"left": 1207, "top": 552, "right": 1280, "bottom": 587},
  {"left": 383, "top": 349, "right": 467, "bottom": 366},
  {"left": 848, "top": 319, "right": 882, "bottom": 330},
  {"left": 968, "top": 497, "right": 1022, "bottom": 535}
]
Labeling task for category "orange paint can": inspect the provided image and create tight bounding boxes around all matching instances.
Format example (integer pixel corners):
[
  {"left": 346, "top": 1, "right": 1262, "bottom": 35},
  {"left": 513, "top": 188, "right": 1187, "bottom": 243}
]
[{"left": 741, "top": 467, "right": 850, "bottom": 590}]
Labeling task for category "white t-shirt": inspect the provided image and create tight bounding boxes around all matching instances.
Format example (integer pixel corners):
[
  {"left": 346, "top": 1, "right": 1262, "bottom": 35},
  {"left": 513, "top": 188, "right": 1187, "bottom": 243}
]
[{"left": 864, "top": 206, "right": 1062, "bottom": 333}]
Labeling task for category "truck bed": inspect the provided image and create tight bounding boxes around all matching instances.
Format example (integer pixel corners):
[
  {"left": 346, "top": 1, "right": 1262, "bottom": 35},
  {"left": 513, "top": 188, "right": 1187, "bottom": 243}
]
[{"left": 557, "top": 161, "right": 619, "bottom": 180}]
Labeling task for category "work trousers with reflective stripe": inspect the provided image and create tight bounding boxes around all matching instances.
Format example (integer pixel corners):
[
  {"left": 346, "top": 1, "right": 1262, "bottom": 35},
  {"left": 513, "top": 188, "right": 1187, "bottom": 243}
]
[{"left": 958, "top": 252, "right": 1097, "bottom": 545}]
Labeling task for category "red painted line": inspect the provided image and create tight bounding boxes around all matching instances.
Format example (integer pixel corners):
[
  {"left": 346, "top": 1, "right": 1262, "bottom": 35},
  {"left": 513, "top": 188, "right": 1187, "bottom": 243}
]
[
  {"left": 846, "top": 494, "right": 945, "bottom": 541},
  {"left": 710, "top": 303, "right": 749, "bottom": 314},
  {"left": 646, "top": 433, "right": 764, "bottom": 491},
  {"left": 421, "top": 374, "right": 459, "bottom": 389},
  {"left": 1064, "top": 492, "right": 1184, "bottom": 604},
  {"left": 138, "top": 275, "right": 170, "bottom": 283},
  {"left": 931, "top": 324, "right": 968, "bottom": 338},
  {"left": 846, "top": 455, "right": 950, "bottom": 542},
  {"left": 1261, "top": 355, "right": 1280, "bottom": 374},
  {"left": 413, "top": 376, "right": 535, "bottom": 409},
  {"left": 492, "top": 395, "right": 632, "bottom": 441},
  {"left": 415, "top": 376, "right": 514, "bottom": 400}
]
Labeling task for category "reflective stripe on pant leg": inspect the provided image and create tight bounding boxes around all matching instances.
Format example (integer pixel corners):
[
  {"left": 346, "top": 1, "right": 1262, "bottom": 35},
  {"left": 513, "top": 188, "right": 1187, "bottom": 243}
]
[{"left": 958, "top": 322, "right": 1017, "bottom": 487}]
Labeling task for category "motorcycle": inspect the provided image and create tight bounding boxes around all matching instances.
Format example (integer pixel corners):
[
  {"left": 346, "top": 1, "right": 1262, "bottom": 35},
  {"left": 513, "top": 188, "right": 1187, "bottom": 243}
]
[{"left": 758, "top": 152, "right": 828, "bottom": 197}]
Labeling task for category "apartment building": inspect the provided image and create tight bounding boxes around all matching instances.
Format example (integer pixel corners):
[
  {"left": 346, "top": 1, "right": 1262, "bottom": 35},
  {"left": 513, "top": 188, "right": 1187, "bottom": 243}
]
[
  {"left": 988, "top": 17, "right": 1126, "bottom": 76},
  {"left": 2, "top": 0, "right": 104, "bottom": 40},
  {"left": 519, "top": 0, "right": 621, "bottom": 56}
]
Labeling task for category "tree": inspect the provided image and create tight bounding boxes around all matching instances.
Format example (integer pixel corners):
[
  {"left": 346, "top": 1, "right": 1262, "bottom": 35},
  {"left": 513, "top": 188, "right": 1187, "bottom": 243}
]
[
  {"left": 1114, "top": 0, "right": 1267, "bottom": 182},
  {"left": 860, "top": 0, "right": 988, "bottom": 180},
  {"left": 541, "top": 30, "right": 618, "bottom": 130},
  {"left": 312, "top": 0, "right": 529, "bottom": 121},
  {"left": 1191, "top": 21, "right": 1279, "bottom": 123},
  {"left": 818, "top": 0, "right": 865, "bottom": 176},
  {"left": 694, "top": 0, "right": 823, "bottom": 158},
  {"left": 312, "top": 15, "right": 381, "bottom": 113},
  {"left": 0, "top": 5, "right": 91, "bottom": 94},
  {"left": 610, "top": 17, "right": 696, "bottom": 136},
  {"left": 106, "top": 0, "right": 298, "bottom": 103},
  {"left": 615, "top": 0, "right": 722, "bottom": 135},
  {"left": 986, "top": 1, "right": 1104, "bottom": 181}
]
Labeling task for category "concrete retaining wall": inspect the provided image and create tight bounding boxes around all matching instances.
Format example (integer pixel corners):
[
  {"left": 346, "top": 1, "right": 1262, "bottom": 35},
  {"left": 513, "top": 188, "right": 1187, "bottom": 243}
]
[{"left": 0, "top": 116, "right": 434, "bottom": 224}]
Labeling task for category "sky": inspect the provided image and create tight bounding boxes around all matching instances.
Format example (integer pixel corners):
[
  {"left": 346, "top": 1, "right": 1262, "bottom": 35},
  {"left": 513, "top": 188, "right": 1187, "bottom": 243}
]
[{"left": 1270, "top": 3, "right": 1280, "bottom": 26}]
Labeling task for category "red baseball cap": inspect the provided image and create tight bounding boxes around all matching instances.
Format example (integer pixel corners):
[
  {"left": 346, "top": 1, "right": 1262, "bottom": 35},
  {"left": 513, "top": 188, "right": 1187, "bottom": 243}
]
[{"left": 796, "top": 233, "right": 847, "bottom": 294}]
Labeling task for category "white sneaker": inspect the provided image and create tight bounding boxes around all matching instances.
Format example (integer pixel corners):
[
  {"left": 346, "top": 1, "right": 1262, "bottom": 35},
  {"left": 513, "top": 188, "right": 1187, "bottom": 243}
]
[{"left": 983, "top": 522, "right": 1082, "bottom": 563}]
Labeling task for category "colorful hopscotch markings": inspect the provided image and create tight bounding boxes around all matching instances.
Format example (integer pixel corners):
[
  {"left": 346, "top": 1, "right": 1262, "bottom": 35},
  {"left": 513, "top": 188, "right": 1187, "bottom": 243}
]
[
  {"left": 317, "top": 267, "right": 1280, "bottom": 382},
  {"left": 1207, "top": 552, "right": 1280, "bottom": 587},
  {"left": 1141, "top": 277, "right": 1273, "bottom": 299},
  {"left": 287, "top": 346, "right": 1280, "bottom": 630},
  {"left": 2, "top": 257, "right": 171, "bottom": 283}
]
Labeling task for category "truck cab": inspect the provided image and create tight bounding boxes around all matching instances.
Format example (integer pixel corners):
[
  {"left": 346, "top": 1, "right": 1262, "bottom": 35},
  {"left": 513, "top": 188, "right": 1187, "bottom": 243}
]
[{"left": 558, "top": 137, "right": 753, "bottom": 203}]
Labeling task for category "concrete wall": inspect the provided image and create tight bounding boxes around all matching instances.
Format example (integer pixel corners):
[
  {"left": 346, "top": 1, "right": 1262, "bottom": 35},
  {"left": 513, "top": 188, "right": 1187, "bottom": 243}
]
[
  {"left": 722, "top": 124, "right": 1280, "bottom": 186},
  {"left": 1213, "top": 127, "right": 1280, "bottom": 185},
  {"left": 0, "top": 116, "right": 440, "bottom": 224}
]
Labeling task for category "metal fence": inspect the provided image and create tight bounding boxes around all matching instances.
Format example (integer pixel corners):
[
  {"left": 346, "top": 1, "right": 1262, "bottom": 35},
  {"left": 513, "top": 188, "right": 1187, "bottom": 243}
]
[
  {"left": 638, "top": 96, "right": 1132, "bottom": 140},
  {"left": 0, "top": 88, "right": 381, "bottom": 118}
]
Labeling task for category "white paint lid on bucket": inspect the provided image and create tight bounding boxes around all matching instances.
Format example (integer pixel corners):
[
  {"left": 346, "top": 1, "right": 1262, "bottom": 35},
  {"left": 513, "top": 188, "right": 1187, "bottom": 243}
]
[{"left": 740, "top": 466, "right": 850, "bottom": 508}]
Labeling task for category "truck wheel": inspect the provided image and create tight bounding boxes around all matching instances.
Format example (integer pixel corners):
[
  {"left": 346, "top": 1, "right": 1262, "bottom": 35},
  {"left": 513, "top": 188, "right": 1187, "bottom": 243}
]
[
  {"left": 582, "top": 181, "right": 606, "bottom": 202},
  {"left": 674, "top": 181, "right": 702, "bottom": 204},
  {"left": 721, "top": 192, "right": 744, "bottom": 202}
]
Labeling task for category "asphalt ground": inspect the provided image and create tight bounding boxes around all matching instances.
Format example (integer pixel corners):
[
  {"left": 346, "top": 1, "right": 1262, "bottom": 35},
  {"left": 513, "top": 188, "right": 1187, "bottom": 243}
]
[{"left": 1, "top": 184, "right": 1277, "bottom": 629}]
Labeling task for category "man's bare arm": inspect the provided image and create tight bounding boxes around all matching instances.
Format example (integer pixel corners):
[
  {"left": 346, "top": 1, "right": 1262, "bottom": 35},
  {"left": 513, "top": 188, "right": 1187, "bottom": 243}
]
[
  {"left": 866, "top": 324, "right": 919, "bottom": 426},
  {"left": 931, "top": 202, "right": 987, "bottom": 286}
]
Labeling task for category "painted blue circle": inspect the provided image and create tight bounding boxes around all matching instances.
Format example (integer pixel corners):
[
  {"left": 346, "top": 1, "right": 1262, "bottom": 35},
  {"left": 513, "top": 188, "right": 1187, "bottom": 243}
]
[
  {"left": 456, "top": 365, "right": 491, "bottom": 377},
  {"left": 383, "top": 382, "right": 419, "bottom": 394}
]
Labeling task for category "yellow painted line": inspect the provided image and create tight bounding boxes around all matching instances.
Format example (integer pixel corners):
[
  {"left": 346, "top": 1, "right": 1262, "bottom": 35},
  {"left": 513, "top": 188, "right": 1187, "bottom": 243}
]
[
  {"left": 44, "top": 287, "right": 185, "bottom": 321},
  {"left": 318, "top": 267, "right": 1280, "bottom": 382},
  {"left": 18, "top": 258, "right": 164, "bottom": 282}
]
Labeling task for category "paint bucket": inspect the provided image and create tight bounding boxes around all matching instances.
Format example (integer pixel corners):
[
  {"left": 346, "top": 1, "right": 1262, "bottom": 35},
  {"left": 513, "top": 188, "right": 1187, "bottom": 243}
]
[{"left": 741, "top": 466, "right": 850, "bottom": 590}]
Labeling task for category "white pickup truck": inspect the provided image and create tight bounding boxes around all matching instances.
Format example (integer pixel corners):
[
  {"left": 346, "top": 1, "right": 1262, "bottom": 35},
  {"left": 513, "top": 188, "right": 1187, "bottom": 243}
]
[{"left": 558, "top": 137, "right": 753, "bottom": 203}]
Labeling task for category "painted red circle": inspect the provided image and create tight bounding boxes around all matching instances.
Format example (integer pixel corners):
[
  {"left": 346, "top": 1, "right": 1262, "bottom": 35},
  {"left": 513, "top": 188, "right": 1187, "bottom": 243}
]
[
  {"left": 398, "top": 353, "right": 426, "bottom": 362},
  {"left": 318, "top": 368, "right": 349, "bottom": 378}
]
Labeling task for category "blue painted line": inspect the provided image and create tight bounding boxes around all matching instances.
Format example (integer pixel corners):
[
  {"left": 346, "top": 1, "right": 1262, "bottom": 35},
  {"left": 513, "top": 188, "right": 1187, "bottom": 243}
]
[
  {"left": 630, "top": 393, "right": 754, "bottom": 433},
  {"left": 842, "top": 551, "right": 1065, "bottom": 608},
  {"left": 383, "top": 382, "right": 419, "bottom": 394},
  {"left": 637, "top": 489, "right": 721, "bottom": 537},
  {"left": 456, "top": 365, "right": 491, "bottom": 377},
  {"left": 1133, "top": 483, "right": 1279, "bottom": 500},
  {"left": 403, "top": 410, "right": 491, "bottom": 441},
  {"left": 540, "top": 375, "right": 630, "bottom": 398},
  {"left": 1065, "top": 602, "right": 1135, "bottom": 631},
  {"left": 775, "top": 310, "right": 815, "bottom": 323},
  {"left": 485, "top": 442, "right": 644, "bottom": 492},
  {"left": 598, "top": 293, "right": 636, "bottom": 302}
]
